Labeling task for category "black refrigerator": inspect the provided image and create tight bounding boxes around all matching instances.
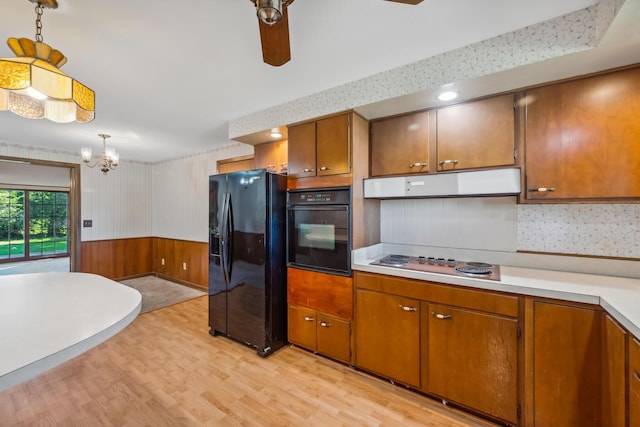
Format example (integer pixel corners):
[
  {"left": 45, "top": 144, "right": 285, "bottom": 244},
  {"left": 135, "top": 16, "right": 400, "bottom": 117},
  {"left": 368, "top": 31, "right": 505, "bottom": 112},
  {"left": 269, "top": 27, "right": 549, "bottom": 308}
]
[{"left": 208, "top": 169, "right": 287, "bottom": 357}]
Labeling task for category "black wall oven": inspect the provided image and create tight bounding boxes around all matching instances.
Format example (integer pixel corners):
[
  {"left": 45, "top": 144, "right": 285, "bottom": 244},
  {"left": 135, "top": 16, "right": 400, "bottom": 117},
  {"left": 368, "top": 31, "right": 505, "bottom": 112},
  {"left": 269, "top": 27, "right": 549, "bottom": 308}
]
[{"left": 287, "top": 187, "right": 351, "bottom": 276}]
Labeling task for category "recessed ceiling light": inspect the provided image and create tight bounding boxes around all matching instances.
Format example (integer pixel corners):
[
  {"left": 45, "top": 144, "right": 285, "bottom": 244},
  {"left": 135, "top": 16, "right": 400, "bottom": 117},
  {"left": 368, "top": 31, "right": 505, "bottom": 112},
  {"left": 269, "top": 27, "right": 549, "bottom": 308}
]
[
  {"left": 270, "top": 128, "right": 282, "bottom": 138},
  {"left": 438, "top": 91, "right": 458, "bottom": 101}
]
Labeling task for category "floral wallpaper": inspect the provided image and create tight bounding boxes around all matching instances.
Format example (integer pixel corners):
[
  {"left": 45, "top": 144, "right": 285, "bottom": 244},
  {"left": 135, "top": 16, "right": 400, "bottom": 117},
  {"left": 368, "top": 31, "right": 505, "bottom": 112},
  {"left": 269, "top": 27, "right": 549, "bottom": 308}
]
[{"left": 517, "top": 204, "right": 640, "bottom": 259}]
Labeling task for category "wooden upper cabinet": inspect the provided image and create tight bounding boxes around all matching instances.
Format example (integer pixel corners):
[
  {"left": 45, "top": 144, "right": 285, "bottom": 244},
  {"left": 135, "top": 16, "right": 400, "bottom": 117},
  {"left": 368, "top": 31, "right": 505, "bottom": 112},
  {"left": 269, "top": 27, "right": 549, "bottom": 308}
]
[
  {"left": 525, "top": 67, "right": 640, "bottom": 200},
  {"left": 254, "top": 139, "right": 288, "bottom": 174},
  {"left": 217, "top": 156, "right": 255, "bottom": 174},
  {"left": 287, "top": 122, "right": 317, "bottom": 178},
  {"left": 316, "top": 114, "right": 350, "bottom": 176},
  {"left": 436, "top": 94, "right": 515, "bottom": 171},
  {"left": 370, "top": 110, "right": 429, "bottom": 176},
  {"left": 288, "top": 113, "right": 351, "bottom": 178}
]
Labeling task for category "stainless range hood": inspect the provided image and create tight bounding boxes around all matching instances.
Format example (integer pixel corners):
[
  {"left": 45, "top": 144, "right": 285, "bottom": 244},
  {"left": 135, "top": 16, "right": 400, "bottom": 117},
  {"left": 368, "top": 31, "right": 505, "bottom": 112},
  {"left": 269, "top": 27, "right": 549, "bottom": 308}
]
[{"left": 364, "top": 167, "right": 521, "bottom": 199}]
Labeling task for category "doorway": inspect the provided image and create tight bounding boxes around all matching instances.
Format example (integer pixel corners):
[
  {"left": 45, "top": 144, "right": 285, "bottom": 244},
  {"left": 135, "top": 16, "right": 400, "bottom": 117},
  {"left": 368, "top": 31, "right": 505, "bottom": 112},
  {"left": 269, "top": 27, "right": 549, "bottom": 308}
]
[{"left": 0, "top": 157, "right": 81, "bottom": 273}]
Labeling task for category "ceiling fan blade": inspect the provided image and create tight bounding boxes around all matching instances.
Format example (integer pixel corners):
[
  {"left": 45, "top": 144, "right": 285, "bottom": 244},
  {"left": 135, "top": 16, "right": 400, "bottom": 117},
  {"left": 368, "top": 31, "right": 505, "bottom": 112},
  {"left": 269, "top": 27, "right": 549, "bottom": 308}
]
[
  {"left": 385, "top": 0, "right": 424, "bottom": 4},
  {"left": 258, "top": 6, "right": 291, "bottom": 66}
]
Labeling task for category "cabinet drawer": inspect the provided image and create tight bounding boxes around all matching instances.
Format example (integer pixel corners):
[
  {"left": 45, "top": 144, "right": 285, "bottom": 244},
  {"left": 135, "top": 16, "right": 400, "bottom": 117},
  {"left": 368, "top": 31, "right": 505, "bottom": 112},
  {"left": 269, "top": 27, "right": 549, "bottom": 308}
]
[
  {"left": 288, "top": 267, "right": 353, "bottom": 318},
  {"left": 355, "top": 272, "right": 518, "bottom": 317},
  {"left": 631, "top": 337, "right": 640, "bottom": 427},
  {"left": 317, "top": 313, "right": 351, "bottom": 363},
  {"left": 288, "top": 305, "right": 317, "bottom": 350}
]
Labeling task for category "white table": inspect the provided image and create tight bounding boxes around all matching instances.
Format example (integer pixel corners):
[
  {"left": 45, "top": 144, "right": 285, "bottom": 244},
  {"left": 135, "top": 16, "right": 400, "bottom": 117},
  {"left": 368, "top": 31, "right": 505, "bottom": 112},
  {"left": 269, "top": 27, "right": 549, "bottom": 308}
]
[{"left": 0, "top": 272, "right": 141, "bottom": 392}]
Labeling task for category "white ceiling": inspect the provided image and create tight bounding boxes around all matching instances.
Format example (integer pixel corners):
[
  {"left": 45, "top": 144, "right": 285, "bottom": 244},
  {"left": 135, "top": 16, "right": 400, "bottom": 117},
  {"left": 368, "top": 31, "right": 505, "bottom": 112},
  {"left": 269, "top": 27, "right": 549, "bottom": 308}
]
[{"left": 0, "top": 0, "right": 637, "bottom": 163}]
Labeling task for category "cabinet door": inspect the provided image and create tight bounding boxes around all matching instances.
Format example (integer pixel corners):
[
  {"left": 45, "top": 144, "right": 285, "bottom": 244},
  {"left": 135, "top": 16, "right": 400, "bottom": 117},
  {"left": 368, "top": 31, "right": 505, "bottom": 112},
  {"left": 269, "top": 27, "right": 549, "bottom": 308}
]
[
  {"left": 525, "top": 67, "right": 640, "bottom": 200},
  {"left": 630, "top": 336, "right": 640, "bottom": 427},
  {"left": 288, "top": 305, "right": 317, "bottom": 350},
  {"left": 532, "top": 301, "right": 602, "bottom": 426},
  {"left": 317, "top": 313, "right": 351, "bottom": 363},
  {"left": 255, "top": 140, "right": 287, "bottom": 173},
  {"left": 601, "top": 315, "right": 626, "bottom": 427},
  {"left": 436, "top": 94, "right": 515, "bottom": 171},
  {"left": 370, "top": 110, "right": 429, "bottom": 176},
  {"left": 427, "top": 303, "right": 518, "bottom": 424},
  {"left": 316, "top": 114, "right": 350, "bottom": 176},
  {"left": 355, "top": 290, "right": 420, "bottom": 387},
  {"left": 288, "top": 122, "right": 317, "bottom": 178}
]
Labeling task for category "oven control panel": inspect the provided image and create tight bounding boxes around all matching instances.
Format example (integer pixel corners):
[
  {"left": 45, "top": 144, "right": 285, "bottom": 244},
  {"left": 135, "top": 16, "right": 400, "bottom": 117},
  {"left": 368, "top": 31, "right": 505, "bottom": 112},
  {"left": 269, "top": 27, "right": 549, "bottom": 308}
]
[{"left": 288, "top": 189, "right": 350, "bottom": 205}]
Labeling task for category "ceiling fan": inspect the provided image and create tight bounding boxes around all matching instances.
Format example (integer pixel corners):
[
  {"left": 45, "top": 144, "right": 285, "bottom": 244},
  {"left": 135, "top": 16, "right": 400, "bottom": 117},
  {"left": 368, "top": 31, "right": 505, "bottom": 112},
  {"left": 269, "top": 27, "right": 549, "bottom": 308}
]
[{"left": 250, "top": 0, "right": 424, "bottom": 66}]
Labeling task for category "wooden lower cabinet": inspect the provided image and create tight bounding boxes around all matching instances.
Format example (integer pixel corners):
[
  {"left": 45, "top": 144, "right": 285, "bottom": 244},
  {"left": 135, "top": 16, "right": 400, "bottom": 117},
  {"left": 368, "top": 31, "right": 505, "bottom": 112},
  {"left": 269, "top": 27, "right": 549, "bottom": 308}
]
[
  {"left": 288, "top": 305, "right": 317, "bottom": 350},
  {"left": 316, "top": 312, "right": 351, "bottom": 363},
  {"left": 425, "top": 303, "right": 519, "bottom": 424},
  {"left": 288, "top": 304, "right": 351, "bottom": 363},
  {"left": 355, "top": 289, "right": 420, "bottom": 387},
  {"left": 601, "top": 315, "right": 627, "bottom": 427},
  {"left": 630, "top": 336, "right": 640, "bottom": 427},
  {"left": 530, "top": 301, "right": 603, "bottom": 426}
]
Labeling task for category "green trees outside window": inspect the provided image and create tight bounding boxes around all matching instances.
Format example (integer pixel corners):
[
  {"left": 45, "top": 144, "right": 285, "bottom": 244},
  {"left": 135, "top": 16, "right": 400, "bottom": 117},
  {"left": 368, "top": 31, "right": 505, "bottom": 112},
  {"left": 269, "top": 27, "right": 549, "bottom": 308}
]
[{"left": 0, "top": 189, "right": 69, "bottom": 260}]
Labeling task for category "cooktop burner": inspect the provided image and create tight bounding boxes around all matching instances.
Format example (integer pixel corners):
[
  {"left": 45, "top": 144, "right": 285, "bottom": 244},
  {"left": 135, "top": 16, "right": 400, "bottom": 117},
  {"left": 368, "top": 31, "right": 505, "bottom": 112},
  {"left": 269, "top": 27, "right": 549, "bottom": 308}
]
[
  {"left": 376, "top": 254, "right": 411, "bottom": 267},
  {"left": 370, "top": 254, "right": 500, "bottom": 281}
]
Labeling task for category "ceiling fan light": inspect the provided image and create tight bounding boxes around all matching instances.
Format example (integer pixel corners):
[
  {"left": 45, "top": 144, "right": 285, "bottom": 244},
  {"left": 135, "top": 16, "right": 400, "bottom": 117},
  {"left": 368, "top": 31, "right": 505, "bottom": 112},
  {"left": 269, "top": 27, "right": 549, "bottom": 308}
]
[{"left": 257, "top": 0, "right": 283, "bottom": 25}]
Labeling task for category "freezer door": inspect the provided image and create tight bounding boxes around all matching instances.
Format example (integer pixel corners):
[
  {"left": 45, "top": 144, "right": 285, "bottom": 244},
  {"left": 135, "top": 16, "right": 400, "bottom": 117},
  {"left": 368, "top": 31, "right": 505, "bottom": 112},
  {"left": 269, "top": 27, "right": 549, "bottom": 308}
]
[
  {"left": 225, "top": 169, "right": 268, "bottom": 348},
  {"left": 208, "top": 173, "right": 228, "bottom": 334}
]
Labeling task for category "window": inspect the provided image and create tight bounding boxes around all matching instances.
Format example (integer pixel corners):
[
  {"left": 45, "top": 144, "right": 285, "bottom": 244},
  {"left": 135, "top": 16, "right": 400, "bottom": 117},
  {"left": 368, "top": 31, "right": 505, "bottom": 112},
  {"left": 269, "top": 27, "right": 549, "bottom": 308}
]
[{"left": 0, "top": 189, "right": 69, "bottom": 261}]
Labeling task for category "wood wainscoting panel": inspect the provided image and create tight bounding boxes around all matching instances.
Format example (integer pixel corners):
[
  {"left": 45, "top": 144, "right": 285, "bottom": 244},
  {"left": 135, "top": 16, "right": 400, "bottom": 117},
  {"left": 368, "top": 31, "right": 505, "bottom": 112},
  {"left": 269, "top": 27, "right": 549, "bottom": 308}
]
[
  {"left": 80, "top": 237, "right": 153, "bottom": 280},
  {"left": 153, "top": 237, "right": 208, "bottom": 290}
]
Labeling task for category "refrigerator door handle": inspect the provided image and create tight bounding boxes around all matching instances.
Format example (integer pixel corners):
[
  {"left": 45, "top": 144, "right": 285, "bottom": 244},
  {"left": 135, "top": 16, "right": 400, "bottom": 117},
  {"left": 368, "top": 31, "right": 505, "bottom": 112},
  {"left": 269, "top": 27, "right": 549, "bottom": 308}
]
[
  {"left": 226, "top": 193, "right": 234, "bottom": 281},
  {"left": 220, "top": 192, "right": 231, "bottom": 284}
]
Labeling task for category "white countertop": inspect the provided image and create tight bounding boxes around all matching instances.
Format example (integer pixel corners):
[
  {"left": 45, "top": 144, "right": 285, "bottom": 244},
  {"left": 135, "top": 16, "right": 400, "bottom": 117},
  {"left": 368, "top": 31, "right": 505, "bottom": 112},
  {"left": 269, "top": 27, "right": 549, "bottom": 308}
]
[
  {"left": 353, "top": 244, "right": 640, "bottom": 339},
  {"left": 0, "top": 272, "right": 141, "bottom": 392}
]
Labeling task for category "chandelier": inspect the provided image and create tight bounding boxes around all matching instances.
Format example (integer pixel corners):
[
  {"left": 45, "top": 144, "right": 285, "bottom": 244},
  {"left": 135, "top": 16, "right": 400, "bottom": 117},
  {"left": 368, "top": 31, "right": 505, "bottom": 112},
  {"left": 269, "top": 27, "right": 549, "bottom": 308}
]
[
  {"left": 0, "top": 0, "right": 95, "bottom": 123},
  {"left": 81, "top": 134, "right": 119, "bottom": 175}
]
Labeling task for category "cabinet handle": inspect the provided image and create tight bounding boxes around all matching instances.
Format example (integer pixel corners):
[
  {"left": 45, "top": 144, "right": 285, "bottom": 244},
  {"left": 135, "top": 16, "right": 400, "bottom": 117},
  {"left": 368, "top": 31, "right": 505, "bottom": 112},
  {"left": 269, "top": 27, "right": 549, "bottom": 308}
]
[
  {"left": 409, "top": 162, "right": 427, "bottom": 168},
  {"left": 303, "top": 316, "right": 315, "bottom": 322},
  {"left": 398, "top": 304, "right": 417, "bottom": 312},
  {"left": 302, "top": 168, "right": 315, "bottom": 173},
  {"left": 528, "top": 187, "right": 556, "bottom": 192},
  {"left": 319, "top": 166, "right": 332, "bottom": 171},
  {"left": 431, "top": 312, "right": 452, "bottom": 320},
  {"left": 438, "top": 159, "right": 459, "bottom": 167},
  {"left": 319, "top": 321, "right": 332, "bottom": 328},
  {"left": 634, "top": 371, "right": 640, "bottom": 382}
]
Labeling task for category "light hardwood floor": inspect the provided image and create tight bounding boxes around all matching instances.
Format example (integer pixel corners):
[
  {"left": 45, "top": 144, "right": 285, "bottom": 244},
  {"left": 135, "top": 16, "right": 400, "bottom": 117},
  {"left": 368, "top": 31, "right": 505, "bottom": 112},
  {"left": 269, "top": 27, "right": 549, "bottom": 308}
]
[{"left": 0, "top": 296, "right": 498, "bottom": 426}]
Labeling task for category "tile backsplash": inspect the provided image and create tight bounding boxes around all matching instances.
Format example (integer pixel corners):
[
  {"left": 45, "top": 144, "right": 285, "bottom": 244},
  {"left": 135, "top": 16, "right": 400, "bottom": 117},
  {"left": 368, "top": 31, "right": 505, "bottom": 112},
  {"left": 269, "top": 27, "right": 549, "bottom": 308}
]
[
  {"left": 380, "top": 197, "right": 518, "bottom": 252},
  {"left": 380, "top": 198, "right": 640, "bottom": 260}
]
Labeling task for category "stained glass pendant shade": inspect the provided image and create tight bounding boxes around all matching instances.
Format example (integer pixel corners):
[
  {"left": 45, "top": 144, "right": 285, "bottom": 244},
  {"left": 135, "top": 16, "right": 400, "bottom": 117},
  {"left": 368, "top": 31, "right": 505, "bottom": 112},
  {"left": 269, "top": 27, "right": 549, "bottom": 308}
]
[{"left": 0, "top": 0, "right": 95, "bottom": 123}]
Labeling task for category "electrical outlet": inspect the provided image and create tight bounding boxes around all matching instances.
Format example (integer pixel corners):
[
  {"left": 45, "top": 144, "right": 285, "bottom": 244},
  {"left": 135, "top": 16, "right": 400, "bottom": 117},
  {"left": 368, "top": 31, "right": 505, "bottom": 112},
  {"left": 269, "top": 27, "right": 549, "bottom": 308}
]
[
  {"left": 83, "top": 219, "right": 92, "bottom": 227},
  {"left": 183, "top": 262, "right": 187, "bottom": 270},
  {"left": 161, "top": 258, "right": 165, "bottom": 266}
]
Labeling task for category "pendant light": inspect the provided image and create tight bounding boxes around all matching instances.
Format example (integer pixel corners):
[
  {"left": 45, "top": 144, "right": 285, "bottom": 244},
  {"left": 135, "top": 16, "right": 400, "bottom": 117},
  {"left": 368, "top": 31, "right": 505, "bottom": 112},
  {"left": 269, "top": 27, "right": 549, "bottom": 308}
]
[
  {"left": 81, "top": 134, "right": 119, "bottom": 175},
  {"left": 0, "top": 0, "right": 95, "bottom": 123}
]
